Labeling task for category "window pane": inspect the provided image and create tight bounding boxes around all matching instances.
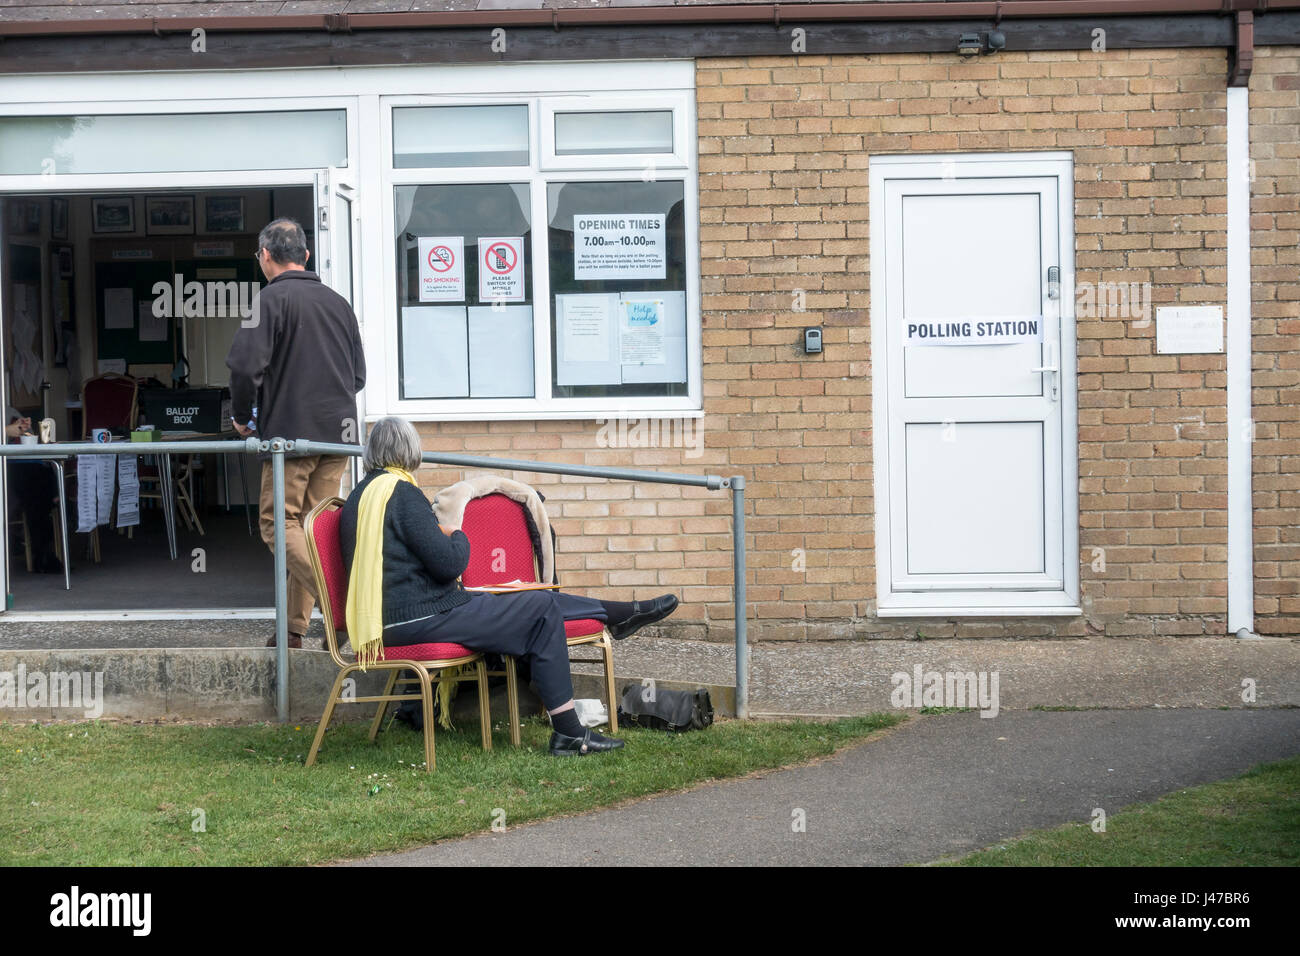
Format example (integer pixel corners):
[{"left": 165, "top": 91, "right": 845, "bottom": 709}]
[
  {"left": 0, "top": 111, "right": 346, "bottom": 175},
  {"left": 547, "top": 180, "right": 687, "bottom": 399},
  {"left": 394, "top": 183, "right": 534, "bottom": 400},
  {"left": 393, "top": 106, "right": 529, "bottom": 168},
  {"left": 554, "top": 110, "right": 673, "bottom": 155}
]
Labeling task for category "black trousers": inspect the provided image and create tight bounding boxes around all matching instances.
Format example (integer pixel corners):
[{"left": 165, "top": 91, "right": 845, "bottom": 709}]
[
  {"left": 8, "top": 460, "right": 57, "bottom": 560},
  {"left": 383, "top": 590, "right": 607, "bottom": 710}
]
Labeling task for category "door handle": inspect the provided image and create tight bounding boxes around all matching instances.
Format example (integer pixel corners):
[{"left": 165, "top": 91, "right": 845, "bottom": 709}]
[{"left": 1032, "top": 343, "right": 1059, "bottom": 401}]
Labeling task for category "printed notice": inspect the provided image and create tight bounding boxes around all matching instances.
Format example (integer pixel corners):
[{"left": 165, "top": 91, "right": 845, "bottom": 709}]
[
  {"left": 1156, "top": 306, "right": 1223, "bottom": 354},
  {"left": 574, "top": 215, "right": 666, "bottom": 280},
  {"left": 418, "top": 236, "right": 465, "bottom": 302},
  {"left": 561, "top": 295, "right": 612, "bottom": 364},
  {"left": 478, "top": 237, "right": 525, "bottom": 303},
  {"left": 904, "top": 316, "right": 1044, "bottom": 347},
  {"left": 116, "top": 455, "right": 139, "bottom": 529},
  {"left": 619, "top": 298, "right": 666, "bottom": 366},
  {"left": 139, "top": 303, "right": 168, "bottom": 342},
  {"left": 104, "top": 287, "right": 135, "bottom": 330}
]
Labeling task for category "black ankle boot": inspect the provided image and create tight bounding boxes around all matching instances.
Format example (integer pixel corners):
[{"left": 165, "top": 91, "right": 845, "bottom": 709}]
[{"left": 609, "top": 594, "right": 679, "bottom": 640}]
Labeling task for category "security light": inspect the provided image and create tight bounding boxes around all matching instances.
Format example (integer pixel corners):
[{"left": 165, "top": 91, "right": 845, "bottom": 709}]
[{"left": 957, "top": 33, "right": 983, "bottom": 57}]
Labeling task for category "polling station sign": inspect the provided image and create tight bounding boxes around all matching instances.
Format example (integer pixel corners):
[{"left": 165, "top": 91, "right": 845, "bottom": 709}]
[
  {"left": 904, "top": 317, "right": 1044, "bottom": 346},
  {"left": 418, "top": 236, "right": 465, "bottom": 302},
  {"left": 574, "top": 215, "right": 666, "bottom": 280},
  {"left": 479, "top": 237, "right": 525, "bottom": 303}
]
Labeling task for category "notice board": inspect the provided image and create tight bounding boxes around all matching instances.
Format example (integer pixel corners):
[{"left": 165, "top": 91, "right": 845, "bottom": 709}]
[{"left": 94, "top": 257, "right": 177, "bottom": 366}]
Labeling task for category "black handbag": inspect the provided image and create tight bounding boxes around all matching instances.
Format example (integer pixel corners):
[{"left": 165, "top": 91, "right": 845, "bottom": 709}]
[{"left": 617, "top": 684, "right": 714, "bottom": 732}]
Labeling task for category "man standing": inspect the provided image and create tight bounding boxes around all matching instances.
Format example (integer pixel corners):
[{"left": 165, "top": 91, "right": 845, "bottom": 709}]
[{"left": 228, "top": 218, "right": 365, "bottom": 649}]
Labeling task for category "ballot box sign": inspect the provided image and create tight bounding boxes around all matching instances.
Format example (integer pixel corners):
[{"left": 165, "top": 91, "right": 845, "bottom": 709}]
[
  {"left": 574, "top": 215, "right": 666, "bottom": 280},
  {"left": 904, "top": 316, "right": 1044, "bottom": 347},
  {"left": 140, "top": 387, "right": 226, "bottom": 433},
  {"left": 418, "top": 236, "right": 465, "bottom": 303},
  {"left": 478, "top": 237, "right": 525, "bottom": 303},
  {"left": 1156, "top": 306, "right": 1223, "bottom": 354}
]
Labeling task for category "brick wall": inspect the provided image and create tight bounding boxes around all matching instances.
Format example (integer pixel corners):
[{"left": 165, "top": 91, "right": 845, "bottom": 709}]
[
  {"left": 1249, "top": 47, "right": 1300, "bottom": 637},
  {"left": 410, "top": 48, "right": 1268, "bottom": 642}
]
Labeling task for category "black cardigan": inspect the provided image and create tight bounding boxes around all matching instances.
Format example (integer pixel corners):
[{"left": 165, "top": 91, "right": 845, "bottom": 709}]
[{"left": 340, "top": 470, "right": 473, "bottom": 626}]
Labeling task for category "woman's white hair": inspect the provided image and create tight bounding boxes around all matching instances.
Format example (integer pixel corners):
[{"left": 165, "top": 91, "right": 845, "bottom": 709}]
[{"left": 363, "top": 416, "right": 423, "bottom": 473}]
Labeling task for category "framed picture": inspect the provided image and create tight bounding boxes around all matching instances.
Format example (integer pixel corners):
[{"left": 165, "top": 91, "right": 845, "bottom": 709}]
[
  {"left": 145, "top": 195, "right": 195, "bottom": 235},
  {"left": 92, "top": 196, "right": 135, "bottom": 234},
  {"left": 204, "top": 196, "right": 245, "bottom": 233},
  {"left": 6, "top": 198, "right": 42, "bottom": 235},
  {"left": 55, "top": 245, "right": 74, "bottom": 278},
  {"left": 51, "top": 197, "right": 68, "bottom": 240}
]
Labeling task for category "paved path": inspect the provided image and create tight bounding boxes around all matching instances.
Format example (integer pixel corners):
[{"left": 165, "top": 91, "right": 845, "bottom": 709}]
[{"left": 346, "top": 709, "right": 1300, "bottom": 866}]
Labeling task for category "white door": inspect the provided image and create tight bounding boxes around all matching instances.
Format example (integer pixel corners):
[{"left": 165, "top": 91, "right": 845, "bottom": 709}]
[
  {"left": 870, "top": 154, "right": 1078, "bottom": 615},
  {"left": 315, "top": 166, "right": 366, "bottom": 484}
]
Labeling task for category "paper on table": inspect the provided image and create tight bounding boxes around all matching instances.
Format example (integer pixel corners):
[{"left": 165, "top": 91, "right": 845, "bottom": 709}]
[
  {"left": 463, "top": 580, "right": 560, "bottom": 593},
  {"left": 104, "top": 288, "right": 135, "bottom": 330},
  {"left": 115, "top": 455, "right": 139, "bottom": 528}
]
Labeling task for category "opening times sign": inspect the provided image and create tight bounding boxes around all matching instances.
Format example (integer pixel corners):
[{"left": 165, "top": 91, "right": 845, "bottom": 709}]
[{"left": 574, "top": 214, "right": 666, "bottom": 280}]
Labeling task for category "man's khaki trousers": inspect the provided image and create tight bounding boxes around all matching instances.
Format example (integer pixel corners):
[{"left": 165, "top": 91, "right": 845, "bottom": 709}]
[{"left": 259, "top": 454, "right": 348, "bottom": 636}]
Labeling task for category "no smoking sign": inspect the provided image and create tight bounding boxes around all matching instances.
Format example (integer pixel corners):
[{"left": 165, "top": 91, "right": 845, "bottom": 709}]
[
  {"left": 478, "top": 236, "right": 525, "bottom": 303},
  {"left": 428, "top": 245, "right": 456, "bottom": 272},
  {"left": 418, "top": 235, "right": 465, "bottom": 302}
]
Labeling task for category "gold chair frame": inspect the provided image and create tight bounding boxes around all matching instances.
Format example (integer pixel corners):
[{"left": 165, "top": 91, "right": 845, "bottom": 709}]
[
  {"left": 460, "top": 493, "right": 619, "bottom": 735},
  {"left": 302, "top": 496, "right": 515, "bottom": 772}
]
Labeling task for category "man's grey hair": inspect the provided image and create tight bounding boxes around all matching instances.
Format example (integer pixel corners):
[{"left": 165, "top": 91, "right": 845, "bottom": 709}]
[
  {"left": 257, "top": 218, "right": 308, "bottom": 266},
  {"left": 363, "top": 416, "right": 423, "bottom": 473}
]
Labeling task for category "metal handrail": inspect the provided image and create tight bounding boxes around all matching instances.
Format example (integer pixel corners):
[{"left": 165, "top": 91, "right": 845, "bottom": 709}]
[{"left": 0, "top": 437, "right": 749, "bottom": 721}]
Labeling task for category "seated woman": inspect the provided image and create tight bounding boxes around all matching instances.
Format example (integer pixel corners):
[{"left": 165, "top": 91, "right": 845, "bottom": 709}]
[
  {"left": 6, "top": 408, "right": 62, "bottom": 574},
  {"left": 340, "top": 416, "right": 679, "bottom": 757}
]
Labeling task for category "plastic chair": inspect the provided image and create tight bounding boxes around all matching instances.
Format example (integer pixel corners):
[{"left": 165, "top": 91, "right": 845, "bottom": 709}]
[
  {"left": 461, "top": 491, "right": 619, "bottom": 734},
  {"left": 302, "top": 496, "right": 496, "bottom": 772}
]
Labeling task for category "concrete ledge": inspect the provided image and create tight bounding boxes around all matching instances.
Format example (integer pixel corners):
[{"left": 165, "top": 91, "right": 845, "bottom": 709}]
[
  {"left": 0, "top": 649, "right": 386, "bottom": 723},
  {"left": 2, "top": 634, "right": 1297, "bottom": 723},
  {"left": 0, "top": 648, "right": 735, "bottom": 724}
]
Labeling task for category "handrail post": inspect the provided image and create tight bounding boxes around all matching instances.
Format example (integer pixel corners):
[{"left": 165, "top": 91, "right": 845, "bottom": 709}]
[
  {"left": 730, "top": 474, "right": 748, "bottom": 719},
  {"left": 269, "top": 438, "right": 290, "bottom": 723}
]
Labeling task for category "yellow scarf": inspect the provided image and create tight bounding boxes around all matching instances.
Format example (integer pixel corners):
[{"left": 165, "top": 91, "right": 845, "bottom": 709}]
[{"left": 345, "top": 466, "right": 416, "bottom": 671}]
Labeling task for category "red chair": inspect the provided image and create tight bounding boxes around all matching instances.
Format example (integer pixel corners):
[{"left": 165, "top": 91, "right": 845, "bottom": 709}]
[
  {"left": 81, "top": 373, "right": 138, "bottom": 437},
  {"left": 461, "top": 491, "right": 619, "bottom": 734},
  {"left": 303, "top": 496, "right": 496, "bottom": 772}
]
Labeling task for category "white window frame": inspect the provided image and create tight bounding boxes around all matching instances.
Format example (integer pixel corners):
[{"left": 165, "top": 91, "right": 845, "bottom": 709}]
[
  {"left": 0, "top": 64, "right": 699, "bottom": 428},
  {"left": 377, "top": 84, "right": 701, "bottom": 421},
  {"left": 540, "top": 94, "right": 690, "bottom": 171}
]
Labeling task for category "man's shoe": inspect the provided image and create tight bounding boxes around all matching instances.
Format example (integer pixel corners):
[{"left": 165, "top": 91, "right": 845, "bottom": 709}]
[
  {"left": 548, "top": 728, "right": 625, "bottom": 756},
  {"left": 266, "top": 633, "right": 303, "bottom": 649},
  {"left": 609, "top": 594, "right": 679, "bottom": 641}
]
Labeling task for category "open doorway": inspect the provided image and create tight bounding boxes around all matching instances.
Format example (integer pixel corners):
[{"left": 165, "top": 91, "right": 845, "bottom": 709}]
[{"left": 1, "top": 186, "right": 317, "bottom": 612}]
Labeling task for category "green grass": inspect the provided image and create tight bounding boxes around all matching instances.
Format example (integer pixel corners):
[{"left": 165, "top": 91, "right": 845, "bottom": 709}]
[
  {"left": 0, "top": 713, "right": 904, "bottom": 866},
  {"left": 940, "top": 755, "right": 1300, "bottom": 866}
]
